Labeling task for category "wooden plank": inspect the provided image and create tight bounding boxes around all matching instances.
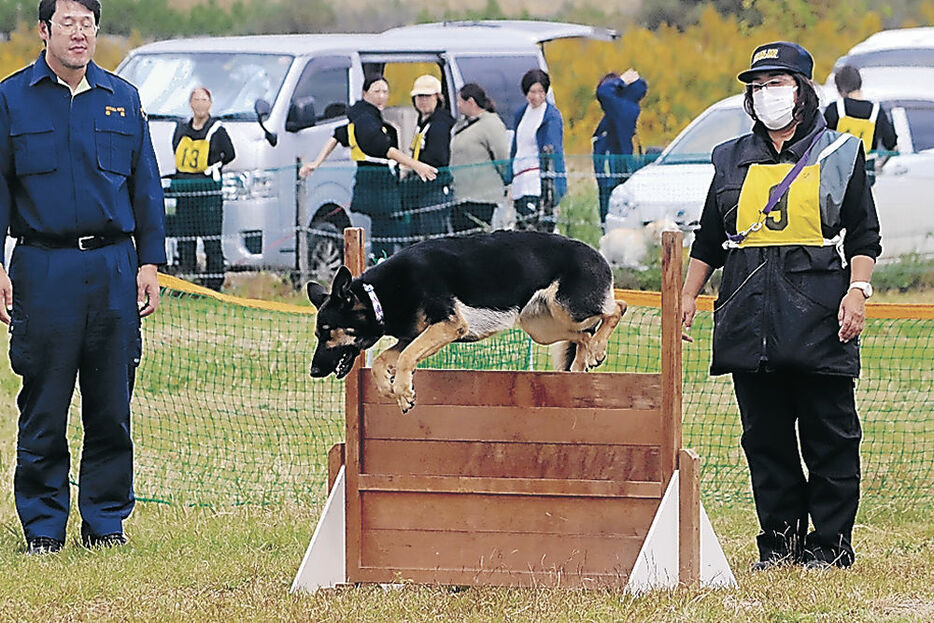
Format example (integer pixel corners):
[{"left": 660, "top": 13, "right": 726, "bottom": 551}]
[
  {"left": 359, "top": 529, "right": 643, "bottom": 577},
  {"left": 362, "top": 405, "right": 664, "bottom": 446},
  {"left": 357, "top": 474, "right": 663, "bottom": 498},
  {"left": 679, "top": 448, "right": 701, "bottom": 589},
  {"left": 352, "top": 566, "right": 631, "bottom": 588},
  {"left": 327, "top": 442, "right": 345, "bottom": 493},
  {"left": 361, "top": 369, "right": 662, "bottom": 410},
  {"left": 660, "top": 231, "right": 683, "bottom": 488},
  {"left": 362, "top": 440, "right": 661, "bottom": 482},
  {"left": 343, "top": 227, "right": 366, "bottom": 580},
  {"left": 361, "top": 491, "right": 660, "bottom": 536}
]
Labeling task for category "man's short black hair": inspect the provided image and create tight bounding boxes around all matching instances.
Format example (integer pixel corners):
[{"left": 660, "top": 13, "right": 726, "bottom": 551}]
[
  {"left": 38, "top": 0, "right": 102, "bottom": 26},
  {"left": 521, "top": 69, "right": 550, "bottom": 95},
  {"left": 835, "top": 65, "right": 862, "bottom": 96}
]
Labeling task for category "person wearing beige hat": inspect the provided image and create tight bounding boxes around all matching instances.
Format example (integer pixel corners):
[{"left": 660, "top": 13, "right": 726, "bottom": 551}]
[{"left": 401, "top": 74, "right": 455, "bottom": 240}]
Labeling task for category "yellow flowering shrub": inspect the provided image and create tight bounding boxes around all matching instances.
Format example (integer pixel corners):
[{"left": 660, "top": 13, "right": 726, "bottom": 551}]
[{"left": 548, "top": 7, "right": 884, "bottom": 154}]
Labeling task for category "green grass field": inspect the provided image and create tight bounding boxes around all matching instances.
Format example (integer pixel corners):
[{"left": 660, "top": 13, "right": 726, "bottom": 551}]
[{"left": 0, "top": 282, "right": 932, "bottom": 621}]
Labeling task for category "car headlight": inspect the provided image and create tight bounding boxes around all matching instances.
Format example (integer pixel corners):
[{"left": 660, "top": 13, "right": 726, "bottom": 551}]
[
  {"left": 608, "top": 184, "right": 637, "bottom": 218},
  {"left": 222, "top": 169, "right": 278, "bottom": 201}
]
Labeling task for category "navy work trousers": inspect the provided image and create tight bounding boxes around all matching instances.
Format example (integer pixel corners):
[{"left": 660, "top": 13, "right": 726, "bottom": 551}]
[
  {"left": 8, "top": 239, "right": 141, "bottom": 542},
  {"left": 732, "top": 370, "right": 862, "bottom": 567}
]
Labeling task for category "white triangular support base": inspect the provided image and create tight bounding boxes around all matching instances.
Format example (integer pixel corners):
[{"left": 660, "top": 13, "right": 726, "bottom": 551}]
[
  {"left": 291, "top": 466, "right": 347, "bottom": 594},
  {"left": 626, "top": 470, "right": 737, "bottom": 593}
]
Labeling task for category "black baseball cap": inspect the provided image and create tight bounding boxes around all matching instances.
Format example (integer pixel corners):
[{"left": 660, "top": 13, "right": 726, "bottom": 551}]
[{"left": 737, "top": 41, "right": 814, "bottom": 83}]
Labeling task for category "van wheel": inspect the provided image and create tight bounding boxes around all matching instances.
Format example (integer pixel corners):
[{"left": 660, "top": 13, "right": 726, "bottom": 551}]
[{"left": 307, "top": 221, "right": 343, "bottom": 284}]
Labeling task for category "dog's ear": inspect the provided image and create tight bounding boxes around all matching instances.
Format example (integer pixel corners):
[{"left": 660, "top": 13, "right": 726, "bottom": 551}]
[
  {"left": 306, "top": 281, "right": 329, "bottom": 307},
  {"left": 330, "top": 266, "right": 353, "bottom": 301}
]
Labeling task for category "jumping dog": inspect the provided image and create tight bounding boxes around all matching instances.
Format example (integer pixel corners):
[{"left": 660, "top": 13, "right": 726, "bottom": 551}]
[{"left": 306, "top": 231, "right": 627, "bottom": 413}]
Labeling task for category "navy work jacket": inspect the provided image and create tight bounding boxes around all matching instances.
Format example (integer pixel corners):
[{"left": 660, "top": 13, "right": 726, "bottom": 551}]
[{"left": 0, "top": 51, "right": 166, "bottom": 266}]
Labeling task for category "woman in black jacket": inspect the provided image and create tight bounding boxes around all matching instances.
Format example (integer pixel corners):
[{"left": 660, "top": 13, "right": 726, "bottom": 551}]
[
  {"left": 681, "top": 42, "right": 881, "bottom": 571},
  {"left": 402, "top": 74, "right": 455, "bottom": 240},
  {"left": 301, "top": 75, "right": 436, "bottom": 261},
  {"left": 172, "top": 86, "right": 236, "bottom": 290}
]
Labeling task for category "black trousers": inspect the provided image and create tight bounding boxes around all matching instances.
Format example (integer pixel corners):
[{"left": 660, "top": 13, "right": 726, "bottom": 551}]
[{"left": 732, "top": 370, "right": 862, "bottom": 566}]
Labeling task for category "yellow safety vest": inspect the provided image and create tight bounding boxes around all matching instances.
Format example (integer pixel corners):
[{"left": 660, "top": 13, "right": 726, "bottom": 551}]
[
  {"left": 736, "top": 162, "right": 823, "bottom": 247},
  {"left": 835, "top": 99, "right": 878, "bottom": 154},
  {"left": 174, "top": 121, "right": 223, "bottom": 174},
  {"left": 410, "top": 122, "right": 431, "bottom": 162},
  {"left": 348, "top": 123, "right": 391, "bottom": 165}
]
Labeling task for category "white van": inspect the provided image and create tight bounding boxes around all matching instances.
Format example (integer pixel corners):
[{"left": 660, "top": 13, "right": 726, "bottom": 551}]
[{"left": 116, "top": 21, "right": 615, "bottom": 279}]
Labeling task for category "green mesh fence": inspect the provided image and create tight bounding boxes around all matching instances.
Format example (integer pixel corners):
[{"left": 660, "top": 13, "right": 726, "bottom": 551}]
[
  {"left": 101, "top": 277, "right": 932, "bottom": 508},
  {"left": 111, "top": 153, "right": 932, "bottom": 507}
]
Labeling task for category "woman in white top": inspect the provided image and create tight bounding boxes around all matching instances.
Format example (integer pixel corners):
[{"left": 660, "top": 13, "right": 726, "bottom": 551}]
[{"left": 508, "top": 69, "right": 567, "bottom": 232}]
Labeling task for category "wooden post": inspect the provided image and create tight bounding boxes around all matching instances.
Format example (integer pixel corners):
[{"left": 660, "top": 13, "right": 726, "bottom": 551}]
[
  {"left": 343, "top": 227, "right": 366, "bottom": 583},
  {"left": 295, "top": 157, "right": 309, "bottom": 282},
  {"left": 327, "top": 442, "right": 345, "bottom": 493},
  {"left": 660, "top": 231, "right": 683, "bottom": 490},
  {"left": 678, "top": 448, "right": 700, "bottom": 588}
]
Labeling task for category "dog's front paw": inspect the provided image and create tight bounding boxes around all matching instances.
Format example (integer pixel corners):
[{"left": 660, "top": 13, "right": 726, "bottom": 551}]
[
  {"left": 391, "top": 372, "right": 416, "bottom": 413},
  {"left": 588, "top": 349, "right": 607, "bottom": 370},
  {"left": 373, "top": 365, "right": 395, "bottom": 399},
  {"left": 395, "top": 386, "right": 416, "bottom": 414}
]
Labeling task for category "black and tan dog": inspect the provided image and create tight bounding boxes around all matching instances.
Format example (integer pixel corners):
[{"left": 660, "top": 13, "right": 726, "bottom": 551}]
[{"left": 306, "top": 231, "right": 626, "bottom": 413}]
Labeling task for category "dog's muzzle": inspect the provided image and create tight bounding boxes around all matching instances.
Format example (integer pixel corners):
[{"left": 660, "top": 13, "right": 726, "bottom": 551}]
[{"left": 309, "top": 349, "right": 358, "bottom": 379}]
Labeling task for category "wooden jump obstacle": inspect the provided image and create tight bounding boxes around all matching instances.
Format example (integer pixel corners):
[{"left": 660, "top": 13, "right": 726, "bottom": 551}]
[{"left": 292, "top": 229, "right": 735, "bottom": 593}]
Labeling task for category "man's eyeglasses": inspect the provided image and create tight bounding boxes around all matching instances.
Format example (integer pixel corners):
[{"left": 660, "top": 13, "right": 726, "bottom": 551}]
[
  {"left": 750, "top": 79, "right": 794, "bottom": 92},
  {"left": 49, "top": 19, "right": 100, "bottom": 36}
]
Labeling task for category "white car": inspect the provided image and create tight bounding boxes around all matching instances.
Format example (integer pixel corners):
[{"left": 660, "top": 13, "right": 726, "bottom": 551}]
[{"left": 606, "top": 92, "right": 934, "bottom": 259}]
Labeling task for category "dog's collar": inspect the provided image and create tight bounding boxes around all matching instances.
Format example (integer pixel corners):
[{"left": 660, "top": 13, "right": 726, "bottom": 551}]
[{"left": 361, "top": 283, "right": 385, "bottom": 327}]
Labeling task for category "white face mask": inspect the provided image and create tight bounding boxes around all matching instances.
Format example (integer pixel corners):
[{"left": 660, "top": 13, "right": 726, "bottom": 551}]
[{"left": 752, "top": 85, "right": 797, "bottom": 130}]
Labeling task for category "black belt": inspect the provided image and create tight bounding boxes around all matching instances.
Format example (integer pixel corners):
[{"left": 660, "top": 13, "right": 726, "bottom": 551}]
[{"left": 19, "top": 233, "right": 130, "bottom": 251}]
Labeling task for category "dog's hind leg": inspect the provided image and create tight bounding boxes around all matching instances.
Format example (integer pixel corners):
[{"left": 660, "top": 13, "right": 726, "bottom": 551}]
[
  {"left": 372, "top": 340, "right": 408, "bottom": 399},
  {"left": 582, "top": 297, "right": 627, "bottom": 370},
  {"left": 550, "top": 341, "right": 577, "bottom": 371},
  {"left": 392, "top": 315, "right": 469, "bottom": 413}
]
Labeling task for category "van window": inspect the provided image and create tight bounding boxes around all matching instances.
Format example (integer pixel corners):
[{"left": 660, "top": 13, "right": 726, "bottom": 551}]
[
  {"left": 119, "top": 53, "right": 294, "bottom": 120},
  {"left": 903, "top": 103, "right": 934, "bottom": 151},
  {"left": 455, "top": 55, "right": 542, "bottom": 130},
  {"left": 292, "top": 56, "right": 352, "bottom": 122}
]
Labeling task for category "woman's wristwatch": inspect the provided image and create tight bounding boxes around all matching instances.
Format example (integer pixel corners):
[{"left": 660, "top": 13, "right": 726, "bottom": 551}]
[{"left": 848, "top": 281, "right": 873, "bottom": 299}]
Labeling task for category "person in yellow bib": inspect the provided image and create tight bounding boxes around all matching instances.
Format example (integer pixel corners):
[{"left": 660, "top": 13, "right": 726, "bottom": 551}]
[
  {"left": 171, "top": 86, "right": 235, "bottom": 290},
  {"left": 823, "top": 65, "right": 897, "bottom": 186},
  {"left": 681, "top": 42, "right": 881, "bottom": 571},
  {"left": 300, "top": 74, "right": 436, "bottom": 262}
]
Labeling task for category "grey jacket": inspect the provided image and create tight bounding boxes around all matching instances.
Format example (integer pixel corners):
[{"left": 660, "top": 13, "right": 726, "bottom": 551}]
[{"left": 450, "top": 111, "right": 510, "bottom": 205}]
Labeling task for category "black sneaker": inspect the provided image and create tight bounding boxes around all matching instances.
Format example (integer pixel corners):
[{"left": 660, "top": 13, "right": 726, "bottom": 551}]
[
  {"left": 750, "top": 556, "right": 794, "bottom": 571},
  {"left": 803, "top": 559, "right": 834, "bottom": 571},
  {"left": 26, "top": 537, "right": 64, "bottom": 556},
  {"left": 81, "top": 524, "right": 128, "bottom": 549}
]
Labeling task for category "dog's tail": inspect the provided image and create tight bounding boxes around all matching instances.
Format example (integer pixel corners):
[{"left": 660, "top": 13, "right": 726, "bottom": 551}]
[{"left": 550, "top": 341, "right": 576, "bottom": 371}]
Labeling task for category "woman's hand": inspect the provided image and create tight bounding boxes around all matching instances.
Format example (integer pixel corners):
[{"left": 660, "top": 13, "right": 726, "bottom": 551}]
[
  {"left": 411, "top": 161, "right": 438, "bottom": 182},
  {"left": 838, "top": 289, "right": 867, "bottom": 343},
  {"left": 681, "top": 292, "right": 697, "bottom": 343},
  {"left": 299, "top": 161, "right": 319, "bottom": 179},
  {"left": 621, "top": 68, "right": 641, "bottom": 84}
]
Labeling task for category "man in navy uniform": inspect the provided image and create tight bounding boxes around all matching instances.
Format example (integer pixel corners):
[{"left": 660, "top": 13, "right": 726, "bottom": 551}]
[{"left": 0, "top": 0, "right": 165, "bottom": 555}]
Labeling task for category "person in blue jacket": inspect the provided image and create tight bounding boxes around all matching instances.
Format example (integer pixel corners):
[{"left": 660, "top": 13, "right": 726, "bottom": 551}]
[
  {"left": 507, "top": 69, "right": 566, "bottom": 233},
  {"left": 0, "top": 0, "right": 166, "bottom": 555},
  {"left": 592, "top": 68, "right": 647, "bottom": 228}
]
